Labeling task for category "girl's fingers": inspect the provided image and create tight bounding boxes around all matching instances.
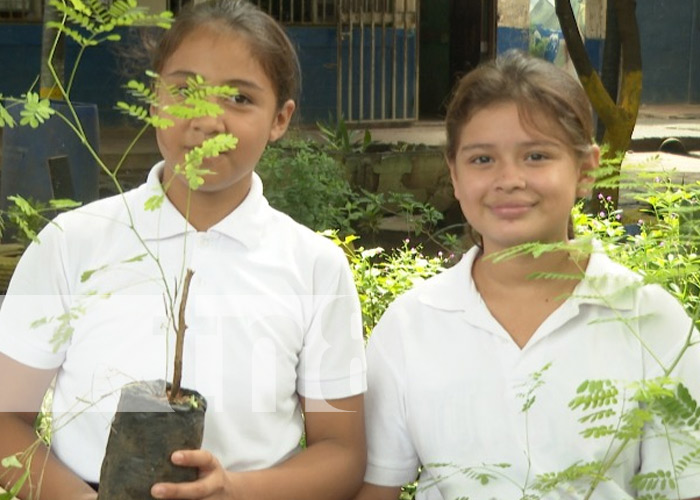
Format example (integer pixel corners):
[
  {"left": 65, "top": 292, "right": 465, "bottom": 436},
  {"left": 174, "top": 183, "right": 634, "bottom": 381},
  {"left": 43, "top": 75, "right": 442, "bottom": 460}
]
[
  {"left": 151, "top": 479, "right": 211, "bottom": 499},
  {"left": 171, "top": 449, "right": 218, "bottom": 470},
  {"left": 150, "top": 450, "right": 222, "bottom": 499}
]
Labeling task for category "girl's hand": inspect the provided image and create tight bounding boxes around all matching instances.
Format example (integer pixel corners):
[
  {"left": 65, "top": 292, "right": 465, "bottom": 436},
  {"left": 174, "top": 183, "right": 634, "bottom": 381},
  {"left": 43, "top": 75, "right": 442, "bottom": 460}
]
[{"left": 150, "top": 450, "right": 239, "bottom": 500}]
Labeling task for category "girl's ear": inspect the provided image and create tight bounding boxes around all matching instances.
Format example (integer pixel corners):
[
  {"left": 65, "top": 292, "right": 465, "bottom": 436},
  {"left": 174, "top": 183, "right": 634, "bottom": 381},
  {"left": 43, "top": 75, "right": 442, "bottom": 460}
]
[
  {"left": 576, "top": 144, "right": 600, "bottom": 198},
  {"left": 269, "top": 99, "right": 296, "bottom": 143}
]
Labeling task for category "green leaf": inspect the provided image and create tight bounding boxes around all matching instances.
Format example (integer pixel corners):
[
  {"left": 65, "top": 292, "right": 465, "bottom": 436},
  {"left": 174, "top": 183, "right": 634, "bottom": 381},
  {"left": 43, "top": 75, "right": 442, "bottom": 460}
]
[
  {"left": 30, "top": 317, "right": 49, "bottom": 328},
  {"left": 49, "top": 198, "right": 82, "bottom": 209},
  {"left": 179, "top": 134, "right": 238, "bottom": 190},
  {"left": 1, "top": 455, "right": 22, "bottom": 469},
  {"left": 144, "top": 194, "right": 165, "bottom": 211},
  {"left": 0, "top": 465, "right": 29, "bottom": 500},
  {"left": 67, "top": 0, "right": 91, "bottom": 15},
  {"left": 80, "top": 265, "right": 107, "bottom": 283},
  {"left": 0, "top": 98, "right": 16, "bottom": 128},
  {"left": 122, "top": 253, "right": 148, "bottom": 264},
  {"left": 19, "top": 93, "right": 55, "bottom": 128},
  {"left": 7, "top": 195, "right": 38, "bottom": 216}
]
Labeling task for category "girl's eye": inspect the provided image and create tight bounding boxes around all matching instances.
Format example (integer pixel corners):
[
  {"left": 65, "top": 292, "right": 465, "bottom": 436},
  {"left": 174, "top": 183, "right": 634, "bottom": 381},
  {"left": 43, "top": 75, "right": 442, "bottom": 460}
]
[
  {"left": 228, "top": 94, "right": 251, "bottom": 105},
  {"left": 470, "top": 155, "right": 492, "bottom": 165},
  {"left": 526, "top": 152, "right": 548, "bottom": 161}
]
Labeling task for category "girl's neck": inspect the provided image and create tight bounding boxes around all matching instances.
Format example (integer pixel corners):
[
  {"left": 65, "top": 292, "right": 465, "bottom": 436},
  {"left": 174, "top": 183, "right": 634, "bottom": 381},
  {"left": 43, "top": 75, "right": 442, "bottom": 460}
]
[
  {"left": 472, "top": 243, "right": 589, "bottom": 349},
  {"left": 473, "top": 243, "right": 587, "bottom": 292}
]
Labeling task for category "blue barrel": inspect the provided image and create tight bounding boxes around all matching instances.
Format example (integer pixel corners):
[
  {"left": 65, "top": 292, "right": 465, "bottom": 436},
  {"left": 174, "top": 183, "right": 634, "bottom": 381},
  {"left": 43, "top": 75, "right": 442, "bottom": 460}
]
[{"left": 0, "top": 100, "right": 100, "bottom": 208}]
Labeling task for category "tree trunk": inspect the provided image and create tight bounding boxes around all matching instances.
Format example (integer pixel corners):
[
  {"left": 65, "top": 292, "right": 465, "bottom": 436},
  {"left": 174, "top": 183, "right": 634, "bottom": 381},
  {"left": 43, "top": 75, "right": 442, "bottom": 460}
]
[
  {"left": 596, "top": 0, "right": 620, "bottom": 144},
  {"left": 555, "top": 0, "right": 642, "bottom": 213}
]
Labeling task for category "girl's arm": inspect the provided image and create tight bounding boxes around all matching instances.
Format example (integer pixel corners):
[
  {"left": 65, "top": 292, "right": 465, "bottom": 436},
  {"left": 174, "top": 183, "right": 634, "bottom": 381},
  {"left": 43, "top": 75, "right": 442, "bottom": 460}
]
[
  {"left": 151, "top": 394, "right": 366, "bottom": 500},
  {"left": 0, "top": 354, "right": 97, "bottom": 500}
]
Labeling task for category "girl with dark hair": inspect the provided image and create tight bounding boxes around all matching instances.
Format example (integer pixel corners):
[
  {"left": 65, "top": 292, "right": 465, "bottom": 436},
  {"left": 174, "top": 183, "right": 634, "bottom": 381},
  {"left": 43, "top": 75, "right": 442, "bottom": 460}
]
[{"left": 0, "top": 2, "right": 366, "bottom": 499}]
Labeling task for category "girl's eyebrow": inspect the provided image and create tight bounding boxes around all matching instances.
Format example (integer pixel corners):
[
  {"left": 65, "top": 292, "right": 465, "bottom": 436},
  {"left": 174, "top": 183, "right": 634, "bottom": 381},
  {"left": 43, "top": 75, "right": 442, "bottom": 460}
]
[
  {"left": 162, "top": 71, "right": 264, "bottom": 91},
  {"left": 458, "top": 139, "right": 562, "bottom": 153}
]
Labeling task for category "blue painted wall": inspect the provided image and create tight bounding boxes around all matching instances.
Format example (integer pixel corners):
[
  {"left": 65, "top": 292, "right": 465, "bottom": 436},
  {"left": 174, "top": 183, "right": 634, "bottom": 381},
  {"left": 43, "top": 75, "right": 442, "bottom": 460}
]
[
  {"left": 0, "top": 24, "right": 416, "bottom": 125},
  {"left": 287, "top": 26, "right": 337, "bottom": 125},
  {"left": 1, "top": 25, "right": 170, "bottom": 125},
  {"left": 497, "top": 26, "right": 529, "bottom": 53},
  {"left": 637, "top": 0, "right": 699, "bottom": 103},
  {"left": 497, "top": 25, "right": 603, "bottom": 74}
]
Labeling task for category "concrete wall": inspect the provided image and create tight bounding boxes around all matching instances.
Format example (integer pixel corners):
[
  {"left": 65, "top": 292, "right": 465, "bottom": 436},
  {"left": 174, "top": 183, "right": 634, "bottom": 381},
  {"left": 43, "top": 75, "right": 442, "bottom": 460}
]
[{"left": 496, "top": 0, "right": 529, "bottom": 53}]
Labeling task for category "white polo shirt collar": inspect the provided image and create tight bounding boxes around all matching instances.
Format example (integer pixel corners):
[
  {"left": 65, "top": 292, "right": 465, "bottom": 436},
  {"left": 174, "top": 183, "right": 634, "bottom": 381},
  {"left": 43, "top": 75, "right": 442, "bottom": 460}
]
[
  {"left": 131, "top": 162, "right": 268, "bottom": 249},
  {"left": 417, "top": 240, "right": 639, "bottom": 315}
]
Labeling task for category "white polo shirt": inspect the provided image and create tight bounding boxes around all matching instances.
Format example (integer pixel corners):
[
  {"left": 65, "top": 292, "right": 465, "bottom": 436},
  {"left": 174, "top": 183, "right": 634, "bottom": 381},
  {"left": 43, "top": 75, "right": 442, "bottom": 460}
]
[
  {"left": 0, "top": 162, "right": 366, "bottom": 482},
  {"left": 364, "top": 244, "right": 700, "bottom": 499}
]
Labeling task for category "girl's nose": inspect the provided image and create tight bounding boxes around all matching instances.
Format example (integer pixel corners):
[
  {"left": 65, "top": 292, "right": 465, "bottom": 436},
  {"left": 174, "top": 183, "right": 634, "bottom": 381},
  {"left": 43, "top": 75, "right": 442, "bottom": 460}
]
[
  {"left": 495, "top": 161, "right": 527, "bottom": 191},
  {"left": 190, "top": 112, "right": 226, "bottom": 137}
]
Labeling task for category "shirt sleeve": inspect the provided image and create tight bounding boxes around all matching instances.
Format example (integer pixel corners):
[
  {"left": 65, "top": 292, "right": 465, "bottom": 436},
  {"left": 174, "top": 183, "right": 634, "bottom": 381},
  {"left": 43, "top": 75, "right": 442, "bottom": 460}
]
[
  {"left": 296, "top": 243, "right": 366, "bottom": 401},
  {"left": 637, "top": 284, "right": 700, "bottom": 499},
  {"left": 0, "top": 219, "right": 73, "bottom": 369},
  {"left": 364, "top": 300, "right": 422, "bottom": 487}
]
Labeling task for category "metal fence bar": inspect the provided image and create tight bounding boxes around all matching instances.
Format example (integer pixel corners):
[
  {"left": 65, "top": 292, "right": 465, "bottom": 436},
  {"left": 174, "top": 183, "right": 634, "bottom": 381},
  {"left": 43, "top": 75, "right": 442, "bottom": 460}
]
[
  {"left": 391, "top": 0, "right": 397, "bottom": 119},
  {"left": 358, "top": 0, "right": 365, "bottom": 121},
  {"left": 414, "top": 0, "right": 419, "bottom": 120},
  {"left": 402, "top": 0, "right": 408, "bottom": 118},
  {"left": 336, "top": 0, "right": 343, "bottom": 121},
  {"left": 334, "top": 0, "right": 417, "bottom": 124},
  {"left": 370, "top": 0, "right": 376, "bottom": 120},
  {"left": 380, "top": 0, "right": 387, "bottom": 120},
  {"left": 346, "top": 0, "right": 353, "bottom": 121}
]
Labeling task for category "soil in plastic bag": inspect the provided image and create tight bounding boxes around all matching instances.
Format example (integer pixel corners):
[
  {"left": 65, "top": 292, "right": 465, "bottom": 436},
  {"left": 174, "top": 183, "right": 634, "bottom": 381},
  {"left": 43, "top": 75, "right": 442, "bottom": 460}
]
[{"left": 97, "top": 379, "right": 207, "bottom": 499}]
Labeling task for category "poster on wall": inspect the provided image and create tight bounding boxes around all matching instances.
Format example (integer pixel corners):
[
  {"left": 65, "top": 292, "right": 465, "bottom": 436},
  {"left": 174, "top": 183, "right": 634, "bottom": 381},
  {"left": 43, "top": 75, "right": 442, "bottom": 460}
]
[{"left": 529, "top": 0, "right": 585, "bottom": 72}]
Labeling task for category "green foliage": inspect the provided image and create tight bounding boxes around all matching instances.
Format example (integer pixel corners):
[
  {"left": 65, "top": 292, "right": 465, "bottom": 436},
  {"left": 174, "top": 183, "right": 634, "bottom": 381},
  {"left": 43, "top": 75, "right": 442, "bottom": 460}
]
[
  {"left": 533, "top": 461, "right": 608, "bottom": 494},
  {"left": 528, "top": 28, "right": 547, "bottom": 59},
  {"left": 19, "top": 93, "right": 55, "bottom": 128},
  {"left": 574, "top": 175, "right": 700, "bottom": 320},
  {"left": 517, "top": 362, "right": 552, "bottom": 413},
  {"left": 48, "top": 0, "right": 173, "bottom": 47},
  {"left": 645, "top": 382, "right": 700, "bottom": 429},
  {"left": 174, "top": 134, "right": 239, "bottom": 190},
  {"left": 144, "top": 194, "right": 165, "bottom": 212},
  {"left": 257, "top": 138, "right": 355, "bottom": 232},
  {"left": 0, "top": 454, "right": 29, "bottom": 500},
  {"left": 325, "top": 232, "right": 447, "bottom": 338},
  {"left": 0, "top": 97, "right": 16, "bottom": 128},
  {"left": 347, "top": 189, "right": 445, "bottom": 237},
  {"left": 569, "top": 380, "right": 619, "bottom": 412},
  {"left": 1, "top": 196, "right": 80, "bottom": 245},
  {"left": 257, "top": 137, "right": 445, "bottom": 240},
  {"left": 631, "top": 470, "right": 677, "bottom": 494},
  {"left": 316, "top": 115, "right": 372, "bottom": 153}
]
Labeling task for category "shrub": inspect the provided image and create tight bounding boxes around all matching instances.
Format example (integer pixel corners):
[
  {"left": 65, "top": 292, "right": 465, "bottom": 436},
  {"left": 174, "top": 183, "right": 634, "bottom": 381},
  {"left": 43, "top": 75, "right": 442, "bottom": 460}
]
[{"left": 257, "top": 137, "right": 356, "bottom": 233}]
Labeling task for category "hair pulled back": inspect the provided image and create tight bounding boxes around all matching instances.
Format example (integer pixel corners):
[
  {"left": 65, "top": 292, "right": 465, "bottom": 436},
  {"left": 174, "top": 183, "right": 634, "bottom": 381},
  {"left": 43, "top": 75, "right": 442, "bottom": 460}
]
[
  {"left": 445, "top": 50, "right": 594, "bottom": 162},
  {"left": 152, "top": 0, "right": 301, "bottom": 109}
]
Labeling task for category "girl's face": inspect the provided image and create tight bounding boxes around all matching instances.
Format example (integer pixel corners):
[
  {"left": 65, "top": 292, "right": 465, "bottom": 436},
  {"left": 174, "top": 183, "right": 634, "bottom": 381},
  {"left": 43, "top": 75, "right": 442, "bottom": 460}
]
[
  {"left": 448, "top": 101, "right": 598, "bottom": 255},
  {"left": 153, "top": 25, "right": 294, "bottom": 206}
]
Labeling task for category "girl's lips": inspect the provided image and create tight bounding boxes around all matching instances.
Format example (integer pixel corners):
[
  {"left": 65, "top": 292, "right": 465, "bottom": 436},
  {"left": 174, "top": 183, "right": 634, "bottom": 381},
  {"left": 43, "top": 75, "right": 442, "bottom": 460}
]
[{"left": 489, "top": 203, "right": 535, "bottom": 218}]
